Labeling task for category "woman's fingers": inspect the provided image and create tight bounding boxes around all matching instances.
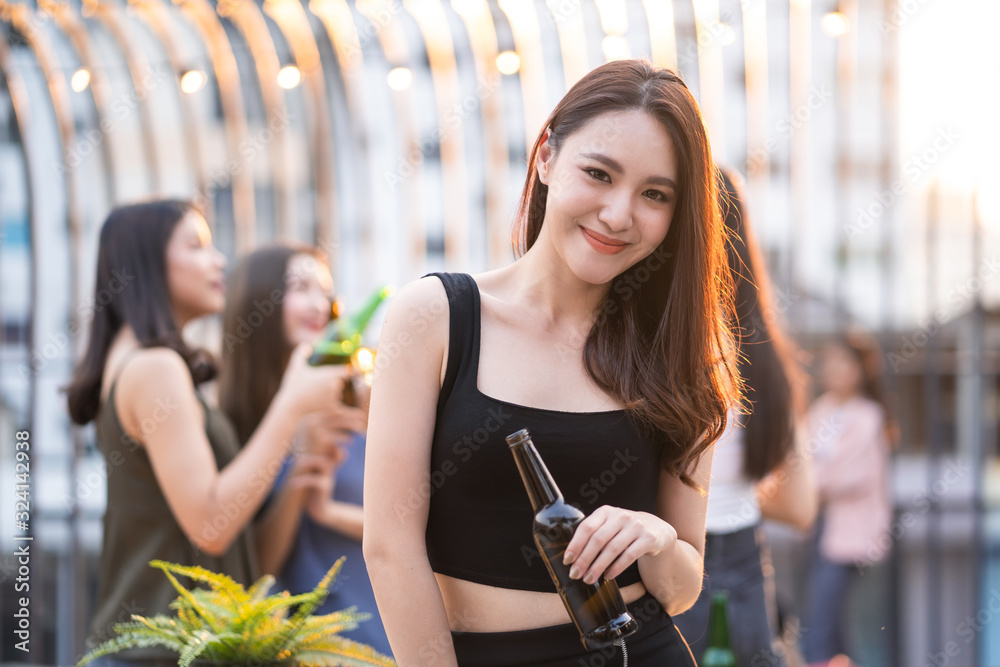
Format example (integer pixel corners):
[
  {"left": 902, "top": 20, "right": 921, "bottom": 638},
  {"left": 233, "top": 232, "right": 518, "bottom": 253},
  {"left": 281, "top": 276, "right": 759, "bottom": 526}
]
[{"left": 563, "top": 509, "right": 668, "bottom": 583}]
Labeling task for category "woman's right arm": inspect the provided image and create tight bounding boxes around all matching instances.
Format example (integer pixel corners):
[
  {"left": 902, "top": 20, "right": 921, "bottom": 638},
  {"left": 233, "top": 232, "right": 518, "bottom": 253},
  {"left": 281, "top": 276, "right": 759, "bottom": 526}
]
[
  {"left": 758, "top": 421, "right": 817, "bottom": 531},
  {"left": 363, "top": 277, "right": 458, "bottom": 667},
  {"left": 116, "top": 344, "right": 347, "bottom": 556}
]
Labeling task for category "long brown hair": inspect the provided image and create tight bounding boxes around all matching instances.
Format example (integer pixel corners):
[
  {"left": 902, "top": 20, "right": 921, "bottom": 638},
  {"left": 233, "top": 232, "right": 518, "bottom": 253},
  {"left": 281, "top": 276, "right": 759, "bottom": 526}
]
[
  {"left": 218, "top": 243, "right": 329, "bottom": 445},
  {"left": 67, "top": 200, "right": 216, "bottom": 425},
  {"left": 719, "top": 169, "right": 807, "bottom": 479},
  {"left": 513, "top": 59, "right": 740, "bottom": 487}
]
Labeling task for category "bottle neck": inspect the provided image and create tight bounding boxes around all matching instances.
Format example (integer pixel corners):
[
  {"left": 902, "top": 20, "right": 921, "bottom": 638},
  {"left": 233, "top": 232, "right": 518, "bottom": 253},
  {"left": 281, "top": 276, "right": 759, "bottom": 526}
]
[
  {"left": 707, "top": 595, "right": 732, "bottom": 648},
  {"left": 508, "top": 433, "right": 562, "bottom": 512}
]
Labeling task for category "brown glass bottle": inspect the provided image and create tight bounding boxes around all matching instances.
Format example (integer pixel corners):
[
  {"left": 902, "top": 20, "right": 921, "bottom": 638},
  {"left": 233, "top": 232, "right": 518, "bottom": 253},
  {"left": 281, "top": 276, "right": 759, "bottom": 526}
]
[{"left": 506, "top": 428, "right": 639, "bottom": 651}]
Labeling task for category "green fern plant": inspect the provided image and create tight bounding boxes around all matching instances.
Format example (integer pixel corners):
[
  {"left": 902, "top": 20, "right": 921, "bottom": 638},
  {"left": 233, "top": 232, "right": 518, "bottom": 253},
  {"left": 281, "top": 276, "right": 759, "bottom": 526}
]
[{"left": 77, "top": 558, "right": 396, "bottom": 667}]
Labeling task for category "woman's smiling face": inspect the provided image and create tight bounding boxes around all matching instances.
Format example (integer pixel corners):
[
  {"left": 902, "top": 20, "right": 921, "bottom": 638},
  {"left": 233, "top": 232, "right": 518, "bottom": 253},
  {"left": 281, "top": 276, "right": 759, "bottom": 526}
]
[{"left": 534, "top": 109, "right": 679, "bottom": 286}]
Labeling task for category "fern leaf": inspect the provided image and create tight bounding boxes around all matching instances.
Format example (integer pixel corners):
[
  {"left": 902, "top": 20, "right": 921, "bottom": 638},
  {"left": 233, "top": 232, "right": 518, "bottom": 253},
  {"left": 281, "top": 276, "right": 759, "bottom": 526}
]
[
  {"left": 151, "top": 565, "right": 227, "bottom": 633},
  {"left": 291, "top": 634, "right": 396, "bottom": 667},
  {"left": 76, "top": 630, "right": 181, "bottom": 666},
  {"left": 264, "top": 558, "right": 344, "bottom": 655},
  {"left": 247, "top": 573, "right": 277, "bottom": 601},
  {"left": 150, "top": 559, "right": 247, "bottom": 606}
]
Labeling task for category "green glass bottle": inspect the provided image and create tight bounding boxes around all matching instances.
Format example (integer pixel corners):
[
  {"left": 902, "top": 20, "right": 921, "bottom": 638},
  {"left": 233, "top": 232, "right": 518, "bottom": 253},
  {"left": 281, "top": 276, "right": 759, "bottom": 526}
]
[
  {"left": 308, "top": 284, "right": 393, "bottom": 405},
  {"left": 702, "top": 591, "right": 739, "bottom": 667},
  {"left": 506, "top": 428, "right": 639, "bottom": 652},
  {"left": 308, "top": 284, "right": 394, "bottom": 366}
]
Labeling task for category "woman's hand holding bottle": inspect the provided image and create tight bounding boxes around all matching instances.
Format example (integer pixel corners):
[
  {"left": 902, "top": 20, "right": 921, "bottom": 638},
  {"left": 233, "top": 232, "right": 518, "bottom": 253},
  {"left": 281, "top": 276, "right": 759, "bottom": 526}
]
[
  {"left": 275, "top": 344, "right": 353, "bottom": 418},
  {"left": 562, "top": 506, "right": 678, "bottom": 585}
]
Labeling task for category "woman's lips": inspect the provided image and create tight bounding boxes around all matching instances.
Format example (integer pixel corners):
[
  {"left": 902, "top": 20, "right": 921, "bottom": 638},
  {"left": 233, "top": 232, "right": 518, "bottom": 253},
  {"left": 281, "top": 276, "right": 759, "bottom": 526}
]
[{"left": 581, "top": 227, "right": 629, "bottom": 255}]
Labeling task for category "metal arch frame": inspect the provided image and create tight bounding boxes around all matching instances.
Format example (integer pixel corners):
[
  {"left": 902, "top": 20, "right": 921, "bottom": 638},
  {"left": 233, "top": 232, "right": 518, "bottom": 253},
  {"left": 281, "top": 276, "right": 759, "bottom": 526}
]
[
  {"left": 261, "top": 0, "right": 335, "bottom": 245},
  {"left": 354, "top": 0, "right": 424, "bottom": 278},
  {"left": 740, "top": 0, "right": 769, "bottom": 226},
  {"left": 402, "top": 0, "right": 468, "bottom": 269},
  {"left": 642, "top": 0, "right": 678, "bottom": 71},
  {"left": 497, "top": 0, "right": 547, "bottom": 158},
  {"left": 42, "top": 0, "right": 117, "bottom": 208},
  {"left": 306, "top": 0, "right": 375, "bottom": 283},
  {"left": 216, "top": 0, "right": 295, "bottom": 241},
  {"left": 0, "top": 4, "right": 88, "bottom": 662},
  {"left": 86, "top": 0, "right": 166, "bottom": 194},
  {"left": 170, "top": 0, "right": 255, "bottom": 253},
  {"left": 449, "top": 0, "right": 511, "bottom": 269},
  {"left": 545, "top": 0, "right": 589, "bottom": 90},
  {"left": 126, "top": 0, "right": 214, "bottom": 223},
  {"left": 691, "top": 0, "right": 725, "bottom": 158}
]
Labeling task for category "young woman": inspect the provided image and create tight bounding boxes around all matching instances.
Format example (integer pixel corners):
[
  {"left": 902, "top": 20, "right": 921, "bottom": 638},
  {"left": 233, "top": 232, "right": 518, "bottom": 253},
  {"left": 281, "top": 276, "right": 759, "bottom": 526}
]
[
  {"left": 67, "top": 201, "right": 346, "bottom": 663},
  {"left": 363, "top": 60, "right": 741, "bottom": 666},
  {"left": 802, "top": 334, "right": 894, "bottom": 666},
  {"left": 672, "top": 169, "right": 816, "bottom": 666},
  {"left": 218, "top": 244, "right": 390, "bottom": 656}
]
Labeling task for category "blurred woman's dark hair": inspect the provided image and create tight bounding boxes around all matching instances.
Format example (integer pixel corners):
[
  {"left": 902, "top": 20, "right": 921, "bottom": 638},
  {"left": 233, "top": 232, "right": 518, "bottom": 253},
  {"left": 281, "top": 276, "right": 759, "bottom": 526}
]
[
  {"left": 218, "top": 243, "right": 330, "bottom": 445},
  {"left": 836, "top": 329, "right": 899, "bottom": 447},
  {"left": 719, "top": 169, "right": 808, "bottom": 480},
  {"left": 66, "top": 200, "right": 217, "bottom": 425}
]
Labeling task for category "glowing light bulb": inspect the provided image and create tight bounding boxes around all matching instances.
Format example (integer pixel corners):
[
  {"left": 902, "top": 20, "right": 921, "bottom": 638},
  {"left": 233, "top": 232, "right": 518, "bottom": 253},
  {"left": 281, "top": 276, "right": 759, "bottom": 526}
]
[
  {"left": 70, "top": 68, "right": 91, "bottom": 92},
  {"left": 180, "top": 70, "right": 207, "bottom": 94},
  {"left": 277, "top": 65, "right": 301, "bottom": 89},
  {"left": 387, "top": 67, "right": 413, "bottom": 91},
  {"left": 496, "top": 50, "right": 521, "bottom": 75},
  {"left": 822, "top": 12, "right": 850, "bottom": 36}
]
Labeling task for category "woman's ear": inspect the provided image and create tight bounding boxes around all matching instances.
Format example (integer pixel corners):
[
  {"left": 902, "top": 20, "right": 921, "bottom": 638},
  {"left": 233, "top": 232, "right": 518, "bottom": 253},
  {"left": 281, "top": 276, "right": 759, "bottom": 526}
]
[{"left": 535, "top": 129, "right": 553, "bottom": 185}]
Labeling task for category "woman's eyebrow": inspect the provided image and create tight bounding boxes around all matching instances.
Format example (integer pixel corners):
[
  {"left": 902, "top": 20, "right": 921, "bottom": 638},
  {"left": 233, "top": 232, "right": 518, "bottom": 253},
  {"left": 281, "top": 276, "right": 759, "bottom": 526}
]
[{"left": 581, "top": 151, "right": 677, "bottom": 189}]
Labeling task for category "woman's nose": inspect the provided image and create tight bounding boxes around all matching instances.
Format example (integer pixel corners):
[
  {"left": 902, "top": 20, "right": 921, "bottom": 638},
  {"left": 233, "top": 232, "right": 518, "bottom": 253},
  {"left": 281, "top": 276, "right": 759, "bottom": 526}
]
[{"left": 598, "top": 189, "right": 633, "bottom": 231}]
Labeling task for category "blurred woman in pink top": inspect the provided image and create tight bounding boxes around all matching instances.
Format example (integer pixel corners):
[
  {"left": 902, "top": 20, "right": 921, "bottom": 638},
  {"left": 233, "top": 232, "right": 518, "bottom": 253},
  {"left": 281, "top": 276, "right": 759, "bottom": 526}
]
[{"left": 802, "top": 332, "right": 895, "bottom": 666}]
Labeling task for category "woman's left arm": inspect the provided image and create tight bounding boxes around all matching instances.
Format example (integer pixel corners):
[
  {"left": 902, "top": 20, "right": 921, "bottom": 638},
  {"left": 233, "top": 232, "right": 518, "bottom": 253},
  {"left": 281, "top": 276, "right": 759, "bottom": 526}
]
[{"left": 563, "top": 443, "right": 713, "bottom": 616}]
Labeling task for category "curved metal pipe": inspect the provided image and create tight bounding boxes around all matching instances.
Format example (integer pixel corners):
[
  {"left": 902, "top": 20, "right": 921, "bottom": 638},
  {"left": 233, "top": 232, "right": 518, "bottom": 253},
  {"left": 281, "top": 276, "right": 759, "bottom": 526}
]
[
  {"left": 86, "top": 0, "right": 164, "bottom": 193},
  {"left": 42, "top": 0, "right": 116, "bottom": 207},
  {"left": 262, "top": 0, "right": 334, "bottom": 244},
  {"left": 691, "top": 0, "right": 725, "bottom": 157},
  {"left": 450, "top": 0, "right": 510, "bottom": 268},
  {"left": 403, "top": 0, "right": 468, "bottom": 269},
  {"left": 498, "top": 0, "right": 547, "bottom": 156},
  {"left": 172, "top": 0, "right": 255, "bottom": 252},
  {"left": 0, "top": 4, "right": 87, "bottom": 661},
  {"left": 217, "top": 0, "right": 295, "bottom": 240},
  {"left": 642, "top": 0, "right": 677, "bottom": 71},
  {"left": 545, "top": 0, "right": 588, "bottom": 88},
  {"left": 354, "top": 0, "right": 423, "bottom": 277},
  {"left": 127, "top": 0, "right": 214, "bottom": 224}
]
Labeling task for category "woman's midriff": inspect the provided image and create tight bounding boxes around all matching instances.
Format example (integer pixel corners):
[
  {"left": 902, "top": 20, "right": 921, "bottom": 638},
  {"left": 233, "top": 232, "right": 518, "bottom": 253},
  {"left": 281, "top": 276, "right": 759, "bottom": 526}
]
[{"left": 435, "top": 573, "right": 648, "bottom": 633}]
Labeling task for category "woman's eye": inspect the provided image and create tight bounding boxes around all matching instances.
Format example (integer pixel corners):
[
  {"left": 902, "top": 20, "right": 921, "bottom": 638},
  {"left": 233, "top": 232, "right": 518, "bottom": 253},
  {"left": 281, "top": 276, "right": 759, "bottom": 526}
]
[
  {"left": 585, "top": 168, "right": 610, "bottom": 182},
  {"left": 644, "top": 189, "right": 670, "bottom": 202}
]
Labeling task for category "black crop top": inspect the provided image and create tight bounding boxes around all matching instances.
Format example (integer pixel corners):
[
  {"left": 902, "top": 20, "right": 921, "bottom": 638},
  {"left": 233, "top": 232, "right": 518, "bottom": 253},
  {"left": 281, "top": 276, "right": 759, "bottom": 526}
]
[{"left": 424, "top": 272, "right": 664, "bottom": 592}]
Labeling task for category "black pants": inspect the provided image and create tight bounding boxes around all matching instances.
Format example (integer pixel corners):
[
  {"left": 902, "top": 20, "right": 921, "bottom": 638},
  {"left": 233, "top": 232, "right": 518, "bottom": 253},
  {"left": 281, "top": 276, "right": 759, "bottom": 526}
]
[{"left": 451, "top": 593, "right": 697, "bottom": 666}]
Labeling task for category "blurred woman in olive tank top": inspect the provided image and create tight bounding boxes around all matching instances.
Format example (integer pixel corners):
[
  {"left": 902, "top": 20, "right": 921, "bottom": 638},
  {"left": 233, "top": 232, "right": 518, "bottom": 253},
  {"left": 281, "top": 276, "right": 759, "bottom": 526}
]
[{"left": 67, "top": 201, "right": 347, "bottom": 664}]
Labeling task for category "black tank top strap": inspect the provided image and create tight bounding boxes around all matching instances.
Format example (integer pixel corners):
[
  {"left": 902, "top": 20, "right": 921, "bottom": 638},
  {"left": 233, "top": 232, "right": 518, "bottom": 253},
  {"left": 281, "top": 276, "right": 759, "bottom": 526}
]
[{"left": 423, "top": 272, "right": 481, "bottom": 412}]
